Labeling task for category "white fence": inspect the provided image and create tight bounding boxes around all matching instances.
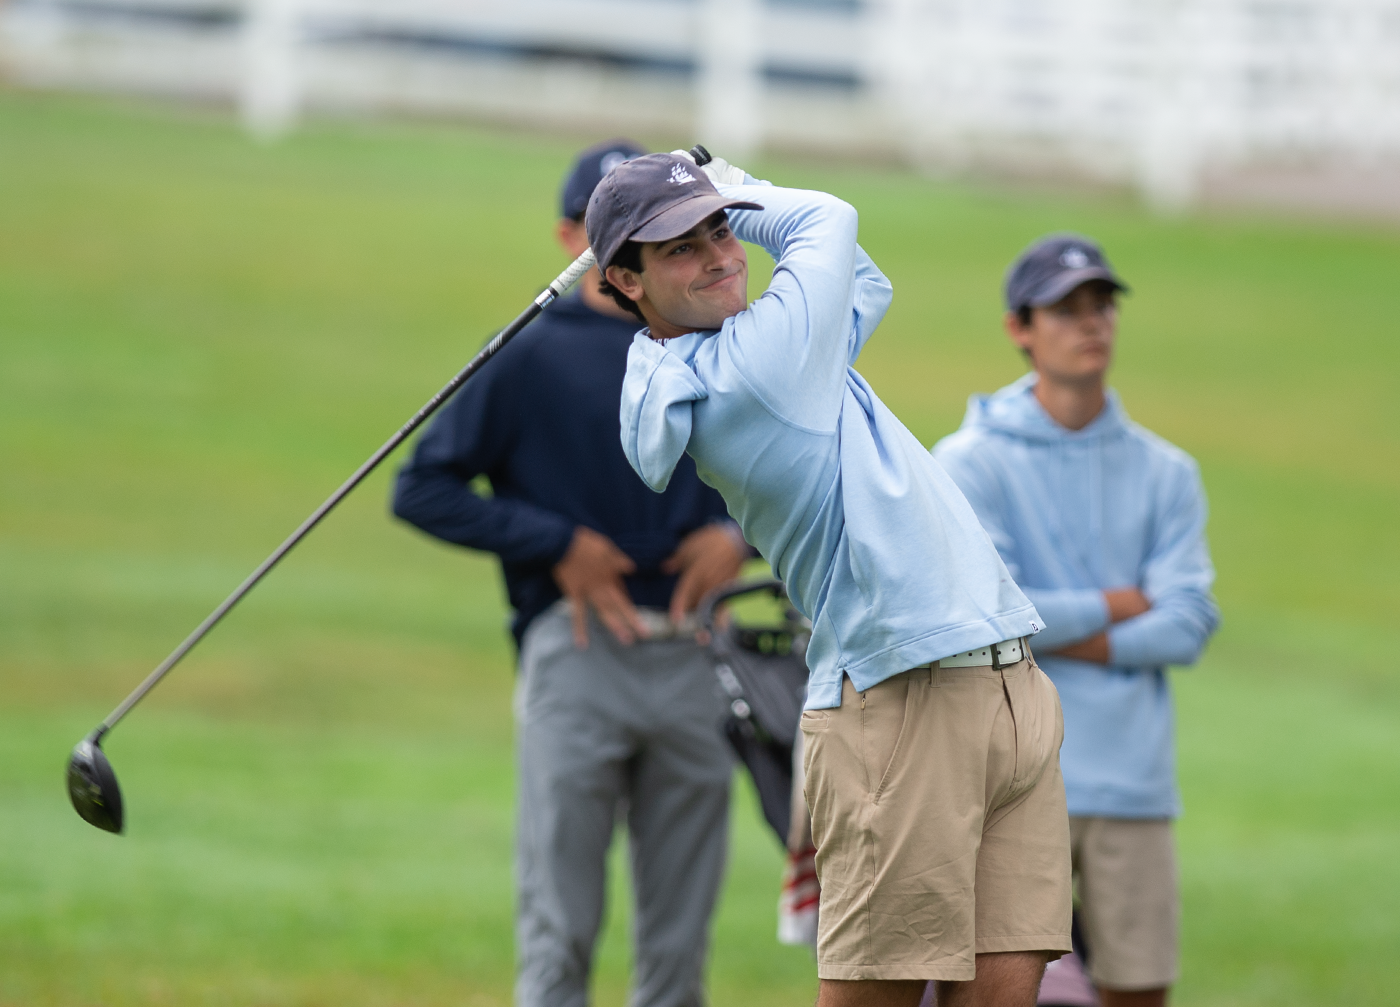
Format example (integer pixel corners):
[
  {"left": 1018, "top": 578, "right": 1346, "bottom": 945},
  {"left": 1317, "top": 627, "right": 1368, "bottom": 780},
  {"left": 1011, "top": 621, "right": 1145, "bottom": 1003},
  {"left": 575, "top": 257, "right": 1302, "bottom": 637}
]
[
  {"left": 872, "top": 0, "right": 1400, "bottom": 207},
  {"left": 4, "top": 0, "right": 1400, "bottom": 211}
]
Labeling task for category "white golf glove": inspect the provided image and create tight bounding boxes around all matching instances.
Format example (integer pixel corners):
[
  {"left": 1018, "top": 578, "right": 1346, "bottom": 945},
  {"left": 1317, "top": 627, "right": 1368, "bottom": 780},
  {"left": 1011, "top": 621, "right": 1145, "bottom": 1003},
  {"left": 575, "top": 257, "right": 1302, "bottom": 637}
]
[{"left": 671, "top": 149, "right": 751, "bottom": 187}]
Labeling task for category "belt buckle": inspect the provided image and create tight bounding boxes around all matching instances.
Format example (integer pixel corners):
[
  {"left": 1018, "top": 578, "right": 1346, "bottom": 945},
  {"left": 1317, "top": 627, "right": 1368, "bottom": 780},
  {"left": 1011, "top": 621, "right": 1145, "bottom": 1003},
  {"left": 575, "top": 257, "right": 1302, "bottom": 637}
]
[{"left": 989, "top": 638, "right": 1022, "bottom": 670}]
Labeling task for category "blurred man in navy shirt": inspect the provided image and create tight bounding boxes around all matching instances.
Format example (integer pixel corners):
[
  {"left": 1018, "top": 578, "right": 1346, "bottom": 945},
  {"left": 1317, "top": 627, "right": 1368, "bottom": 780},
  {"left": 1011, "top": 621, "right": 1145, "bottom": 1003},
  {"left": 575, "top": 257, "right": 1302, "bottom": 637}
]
[{"left": 393, "top": 140, "right": 746, "bottom": 1007}]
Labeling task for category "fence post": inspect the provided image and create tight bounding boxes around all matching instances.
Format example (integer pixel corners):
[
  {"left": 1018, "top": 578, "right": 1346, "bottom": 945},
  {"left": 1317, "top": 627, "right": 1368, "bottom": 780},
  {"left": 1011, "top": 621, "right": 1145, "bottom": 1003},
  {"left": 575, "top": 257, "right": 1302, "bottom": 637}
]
[
  {"left": 866, "top": 0, "right": 927, "bottom": 164},
  {"left": 697, "top": 0, "right": 763, "bottom": 161},
  {"left": 241, "top": 0, "right": 301, "bottom": 140},
  {"left": 1134, "top": 0, "right": 1206, "bottom": 212}
]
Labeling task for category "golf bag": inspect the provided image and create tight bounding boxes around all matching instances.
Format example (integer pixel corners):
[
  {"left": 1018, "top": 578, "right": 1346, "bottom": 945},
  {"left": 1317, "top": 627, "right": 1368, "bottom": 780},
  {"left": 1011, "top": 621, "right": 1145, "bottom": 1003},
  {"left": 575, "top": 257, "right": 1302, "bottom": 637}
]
[{"left": 698, "top": 578, "right": 811, "bottom": 847}]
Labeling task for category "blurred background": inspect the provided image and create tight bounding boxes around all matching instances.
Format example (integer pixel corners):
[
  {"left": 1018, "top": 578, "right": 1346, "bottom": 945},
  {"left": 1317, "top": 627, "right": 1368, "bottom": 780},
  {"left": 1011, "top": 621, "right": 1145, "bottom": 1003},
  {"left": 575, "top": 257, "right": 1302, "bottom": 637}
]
[
  {"left": 1, "top": 2, "right": 1398, "bottom": 1006},
  {"left": 5, "top": 0, "right": 1400, "bottom": 212}
]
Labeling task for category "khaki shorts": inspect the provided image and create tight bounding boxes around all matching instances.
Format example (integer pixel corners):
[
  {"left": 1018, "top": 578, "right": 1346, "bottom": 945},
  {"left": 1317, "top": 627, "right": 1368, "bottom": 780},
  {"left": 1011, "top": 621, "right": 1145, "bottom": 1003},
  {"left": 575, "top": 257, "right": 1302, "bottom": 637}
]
[
  {"left": 801, "top": 656, "right": 1073, "bottom": 981},
  {"left": 1070, "top": 816, "right": 1179, "bottom": 990}
]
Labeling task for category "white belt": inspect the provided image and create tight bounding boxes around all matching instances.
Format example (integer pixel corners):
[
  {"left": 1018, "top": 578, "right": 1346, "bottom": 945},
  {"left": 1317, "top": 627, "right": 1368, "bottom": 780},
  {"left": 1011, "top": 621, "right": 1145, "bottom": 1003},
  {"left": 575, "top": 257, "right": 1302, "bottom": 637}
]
[{"left": 923, "top": 637, "right": 1025, "bottom": 671}]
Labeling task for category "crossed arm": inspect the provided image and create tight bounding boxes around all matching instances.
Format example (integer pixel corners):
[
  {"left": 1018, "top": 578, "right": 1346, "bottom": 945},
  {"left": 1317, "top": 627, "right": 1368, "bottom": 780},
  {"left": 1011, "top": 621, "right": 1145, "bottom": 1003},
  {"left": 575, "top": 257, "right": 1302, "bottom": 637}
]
[
  {"left": 1054, "top": 588, "right": 1151, "bottom": 663},
  {"left": 937, "top": 451, "right": 1219, "bottom": 669}
]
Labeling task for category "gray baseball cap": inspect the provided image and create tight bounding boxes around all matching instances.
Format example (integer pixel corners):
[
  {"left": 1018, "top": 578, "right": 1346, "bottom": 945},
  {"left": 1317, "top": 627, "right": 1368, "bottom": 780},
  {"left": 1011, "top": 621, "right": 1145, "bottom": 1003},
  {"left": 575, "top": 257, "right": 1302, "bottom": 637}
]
[
  {"left": 585, "top": 152, "right": 763, "bottom": 273},
  {"left": 1004, "top": 233, "right": 1128, "bottom": 313}
]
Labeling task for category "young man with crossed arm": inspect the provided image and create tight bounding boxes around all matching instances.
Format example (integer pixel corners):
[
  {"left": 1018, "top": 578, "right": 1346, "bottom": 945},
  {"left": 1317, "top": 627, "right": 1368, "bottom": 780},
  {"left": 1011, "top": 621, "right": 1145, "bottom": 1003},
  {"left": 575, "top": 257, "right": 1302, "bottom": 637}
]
[
  {"left": 590, "top": 151, "right": 1072, "bottom": 1007},
  {"left": 934, "top": 236, "right": 1219, "bottom": 1007}
]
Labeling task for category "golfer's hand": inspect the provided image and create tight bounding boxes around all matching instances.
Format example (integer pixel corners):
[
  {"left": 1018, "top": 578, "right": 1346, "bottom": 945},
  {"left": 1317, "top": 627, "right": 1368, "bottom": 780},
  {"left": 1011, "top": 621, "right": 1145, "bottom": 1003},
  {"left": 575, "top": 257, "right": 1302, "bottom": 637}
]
[
  {"left": 552, "top": 527, "right": 649, "bottom": 648},
  {"left": 670, "top": 149, "right": 750, "bottom": 187},
  {"left": 1104, "top": 587, "right": 1151, "bottom": 623},
  {"left": 662, "top": 523, "right": 749, "bottom": 625}
]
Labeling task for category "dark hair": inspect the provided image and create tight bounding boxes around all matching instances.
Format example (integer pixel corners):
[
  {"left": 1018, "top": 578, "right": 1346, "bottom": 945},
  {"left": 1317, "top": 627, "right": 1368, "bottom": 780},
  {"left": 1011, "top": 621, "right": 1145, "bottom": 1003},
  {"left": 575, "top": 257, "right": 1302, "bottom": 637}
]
[
  {"left": 1011, "top": 304, "right": 1034, "bottom": 363},
  {"left": 598, "top": 240, "right": 646, "bottom": 321}
]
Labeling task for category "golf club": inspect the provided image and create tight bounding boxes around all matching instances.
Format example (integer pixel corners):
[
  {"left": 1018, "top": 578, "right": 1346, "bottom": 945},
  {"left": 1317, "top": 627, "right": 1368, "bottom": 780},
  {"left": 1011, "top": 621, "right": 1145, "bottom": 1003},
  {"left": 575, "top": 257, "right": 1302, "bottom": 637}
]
[
  {"left": 67, "top": 248, "right": 600, "bottom": 832},
  {"left": 67, "top": 144, "right": 717, "bottom": 834},
  {"left": 66, "top": 247, "right": 594, "bottom": 830}
]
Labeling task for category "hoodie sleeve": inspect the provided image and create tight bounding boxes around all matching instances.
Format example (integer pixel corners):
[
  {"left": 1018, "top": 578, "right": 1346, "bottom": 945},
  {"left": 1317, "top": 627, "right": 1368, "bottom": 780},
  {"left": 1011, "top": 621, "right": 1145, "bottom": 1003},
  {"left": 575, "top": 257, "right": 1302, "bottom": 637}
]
[
  {"left": 1020, "top": 588, "right": 1112, "bottom": 651},
  {"left": 1108, "top": 457, "right": 1220, "bottom": 667},
  {"left": 848, "top": 245, "right": 893, "bottom": 364},
  {"left": 716, "top": 183, "right": 893, "bottom": 431},
  {"left": 620, "top": 334, "right": 710, "bottom": 492}
]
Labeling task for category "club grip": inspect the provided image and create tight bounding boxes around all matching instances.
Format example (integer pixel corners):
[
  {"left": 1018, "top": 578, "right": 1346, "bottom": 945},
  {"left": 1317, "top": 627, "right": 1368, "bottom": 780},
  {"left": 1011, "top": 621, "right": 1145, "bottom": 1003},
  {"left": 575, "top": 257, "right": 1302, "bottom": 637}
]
[
  {"left": 544, "top": 249, "right": 597, "bottom": 301},
  {"left": 689, "top": 145, "right": 713, "bottom": 166}
]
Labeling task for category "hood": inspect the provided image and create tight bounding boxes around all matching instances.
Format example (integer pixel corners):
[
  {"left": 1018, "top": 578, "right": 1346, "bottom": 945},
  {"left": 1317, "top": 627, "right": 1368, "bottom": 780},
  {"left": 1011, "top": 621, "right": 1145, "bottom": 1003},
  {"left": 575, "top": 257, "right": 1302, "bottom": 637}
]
[
  {"left": 619, "top": 331, "right": 711, "bottom": 492},
  {"left": 957, "top": 372, "right": 1130, "bottom": 444}
]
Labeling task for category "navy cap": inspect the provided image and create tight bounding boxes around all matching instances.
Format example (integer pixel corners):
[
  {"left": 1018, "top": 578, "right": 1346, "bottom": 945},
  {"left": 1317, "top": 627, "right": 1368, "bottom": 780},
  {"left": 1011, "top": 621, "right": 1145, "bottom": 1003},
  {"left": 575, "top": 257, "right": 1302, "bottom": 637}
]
[
  {"left": 585, "top": 152, "right": 764, "bottom": 273},
  {"left": 560, "top": 138, "right": 648, "bottom": 220},
  {"left": 1004, "top": 233, "right": 1128, "bottom": 313}
]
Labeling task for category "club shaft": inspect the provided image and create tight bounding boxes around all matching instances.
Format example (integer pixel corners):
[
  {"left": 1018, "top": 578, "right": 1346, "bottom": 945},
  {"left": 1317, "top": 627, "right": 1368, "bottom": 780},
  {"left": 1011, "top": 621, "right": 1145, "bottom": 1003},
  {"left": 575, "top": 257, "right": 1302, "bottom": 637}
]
[{"left": 96, "top": 250, "right": 598, "bottom": 739}]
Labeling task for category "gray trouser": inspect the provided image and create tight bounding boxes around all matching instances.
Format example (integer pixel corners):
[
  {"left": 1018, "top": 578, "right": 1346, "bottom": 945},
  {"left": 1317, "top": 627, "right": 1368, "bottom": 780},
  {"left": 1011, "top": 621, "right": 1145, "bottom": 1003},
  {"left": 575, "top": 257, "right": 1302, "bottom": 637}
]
[{"left": 514, "top": 601, "right": 733, "bottom": 1007}]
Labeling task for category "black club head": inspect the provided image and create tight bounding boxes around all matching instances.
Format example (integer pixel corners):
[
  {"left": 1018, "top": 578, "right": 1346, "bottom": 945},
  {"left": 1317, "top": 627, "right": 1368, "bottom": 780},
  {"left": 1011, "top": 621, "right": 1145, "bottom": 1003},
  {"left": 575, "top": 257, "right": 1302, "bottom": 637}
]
[{"left": 67, "top": 734, "right": 124, "bottom": 834}]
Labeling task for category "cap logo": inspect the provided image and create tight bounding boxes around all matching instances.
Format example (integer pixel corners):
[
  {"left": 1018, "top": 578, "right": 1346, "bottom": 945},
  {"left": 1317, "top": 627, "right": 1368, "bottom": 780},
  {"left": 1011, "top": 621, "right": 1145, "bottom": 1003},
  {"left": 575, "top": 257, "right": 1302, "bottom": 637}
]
[
  {"left": 1060, "top": 247, "right": 1090, "bottom": 269},
  {"left": 600, "top": 151, "right": 630, "bottom": 175},
  {"left": 667, "top": 163, "right": 697, "bottom": 185}
]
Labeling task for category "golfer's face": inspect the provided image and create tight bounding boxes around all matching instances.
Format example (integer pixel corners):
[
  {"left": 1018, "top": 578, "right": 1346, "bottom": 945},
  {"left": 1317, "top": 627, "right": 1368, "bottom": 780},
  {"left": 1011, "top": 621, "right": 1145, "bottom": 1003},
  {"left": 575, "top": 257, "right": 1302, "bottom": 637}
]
[{"left": 639, "top": 213, "right": 749, "bottom": 331}]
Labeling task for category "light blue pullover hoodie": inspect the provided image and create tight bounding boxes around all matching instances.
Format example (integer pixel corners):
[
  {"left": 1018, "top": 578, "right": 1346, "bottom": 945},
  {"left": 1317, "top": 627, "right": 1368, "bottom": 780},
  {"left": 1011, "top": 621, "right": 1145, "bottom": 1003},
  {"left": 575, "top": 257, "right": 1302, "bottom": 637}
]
[
  {"left": 619, "top": 182, "right": 1042, "bottom": 710},
  {"left": 933, "top": 374, "right": 1219, "bottom": 817}
]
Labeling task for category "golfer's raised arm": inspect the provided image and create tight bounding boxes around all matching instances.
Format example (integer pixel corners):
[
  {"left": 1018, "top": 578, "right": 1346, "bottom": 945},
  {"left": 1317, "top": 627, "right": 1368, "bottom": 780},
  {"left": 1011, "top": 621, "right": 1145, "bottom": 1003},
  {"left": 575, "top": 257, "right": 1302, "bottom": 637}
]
[{"left": 718, "top": 183, "right": 892, "bottom": 429}]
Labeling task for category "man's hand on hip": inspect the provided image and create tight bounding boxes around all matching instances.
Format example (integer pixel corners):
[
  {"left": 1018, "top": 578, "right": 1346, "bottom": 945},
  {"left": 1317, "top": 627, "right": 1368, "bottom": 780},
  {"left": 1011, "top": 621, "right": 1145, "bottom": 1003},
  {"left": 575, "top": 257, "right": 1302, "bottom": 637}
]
[
  {"left": 662, "top": 523, "right": 749, "bottom": 625},
  {"left": 552, "top": 526, "right": 649, "bottom": 648}
]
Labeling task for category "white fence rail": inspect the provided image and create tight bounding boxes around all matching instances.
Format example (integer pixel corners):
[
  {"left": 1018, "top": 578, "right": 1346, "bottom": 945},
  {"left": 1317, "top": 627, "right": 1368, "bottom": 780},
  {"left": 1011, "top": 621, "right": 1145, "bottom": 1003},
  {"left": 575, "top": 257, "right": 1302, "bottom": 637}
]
[{"left": 4, "top": 0, "right": 1400, "bottom": 210}]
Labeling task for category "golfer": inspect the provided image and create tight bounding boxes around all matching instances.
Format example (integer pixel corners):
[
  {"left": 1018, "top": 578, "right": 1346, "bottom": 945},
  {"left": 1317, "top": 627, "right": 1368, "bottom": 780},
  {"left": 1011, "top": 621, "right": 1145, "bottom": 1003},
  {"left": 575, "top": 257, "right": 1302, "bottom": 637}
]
[
  {"left": 392, "top": 140, "right": 747, "bottom": 1007},
  {"left": 595, "top": 152, "right": 1071, "bottom": 1007},
  {"left": 933, "top": 235, "right": 1220, "bottom": 1007}
]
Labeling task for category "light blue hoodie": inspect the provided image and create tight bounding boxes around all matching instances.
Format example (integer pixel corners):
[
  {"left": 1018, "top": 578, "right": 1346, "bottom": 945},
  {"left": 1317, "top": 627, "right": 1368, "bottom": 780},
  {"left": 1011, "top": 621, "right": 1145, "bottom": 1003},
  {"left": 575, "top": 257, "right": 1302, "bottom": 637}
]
[
  {"left": 619, "top": 182, "right": 1042, "bottom": 710},
  {"left": 933, "top": 374, "right": 1219, "bottom": 817}
]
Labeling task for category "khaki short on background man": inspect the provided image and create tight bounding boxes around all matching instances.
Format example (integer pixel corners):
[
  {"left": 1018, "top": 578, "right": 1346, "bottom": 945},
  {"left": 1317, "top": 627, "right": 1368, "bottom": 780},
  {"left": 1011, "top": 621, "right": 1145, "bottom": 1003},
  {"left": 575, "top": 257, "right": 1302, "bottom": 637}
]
[
  {"left": 801, "top": 646, "right": 1073, "bottom": 982},
  {"left": 1070, "top": 818, "right": 1179, "bottom": 990}
]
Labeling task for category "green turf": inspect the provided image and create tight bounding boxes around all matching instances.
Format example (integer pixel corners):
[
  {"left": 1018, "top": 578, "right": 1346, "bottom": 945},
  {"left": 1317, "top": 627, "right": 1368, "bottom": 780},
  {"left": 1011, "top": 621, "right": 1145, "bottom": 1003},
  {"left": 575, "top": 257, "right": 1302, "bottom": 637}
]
[{"left": 1, "top": 88, "right": 1397, "bottom": 1006}]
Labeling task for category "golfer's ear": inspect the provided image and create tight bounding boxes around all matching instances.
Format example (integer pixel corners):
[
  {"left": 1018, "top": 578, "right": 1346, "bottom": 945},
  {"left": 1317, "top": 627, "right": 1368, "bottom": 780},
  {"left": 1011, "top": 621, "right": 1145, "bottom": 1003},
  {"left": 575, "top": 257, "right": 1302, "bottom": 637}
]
[{"left": 605, "top": 264, "right": 645, "bottom": 304}]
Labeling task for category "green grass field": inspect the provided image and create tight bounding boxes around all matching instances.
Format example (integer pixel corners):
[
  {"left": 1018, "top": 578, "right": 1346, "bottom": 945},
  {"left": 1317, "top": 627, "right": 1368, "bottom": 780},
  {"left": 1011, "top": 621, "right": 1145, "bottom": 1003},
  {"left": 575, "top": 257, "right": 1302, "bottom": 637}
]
[{"left": 2, "top": 89, "right": 1398, "bottom": 1006}]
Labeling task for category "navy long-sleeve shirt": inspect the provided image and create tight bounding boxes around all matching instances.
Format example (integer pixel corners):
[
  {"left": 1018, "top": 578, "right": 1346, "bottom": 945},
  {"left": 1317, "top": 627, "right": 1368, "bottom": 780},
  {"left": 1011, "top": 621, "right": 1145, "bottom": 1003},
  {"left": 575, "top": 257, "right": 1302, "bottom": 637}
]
[{"left": 392, "top": 292, "right": 733, "bottom": 646}]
